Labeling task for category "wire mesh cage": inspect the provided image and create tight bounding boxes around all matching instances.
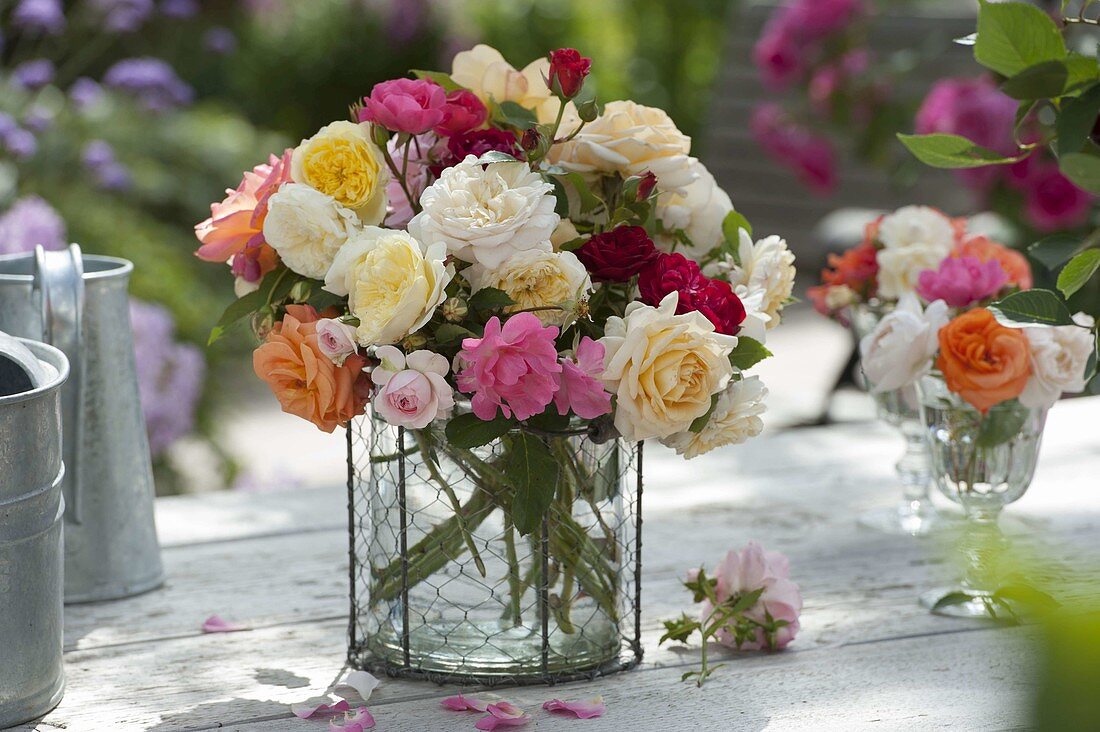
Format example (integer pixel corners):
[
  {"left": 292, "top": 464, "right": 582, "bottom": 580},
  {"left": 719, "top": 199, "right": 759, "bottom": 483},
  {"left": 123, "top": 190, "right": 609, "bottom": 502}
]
[{"left": 346, "top": 411, "right": 643, "bottom": 686}]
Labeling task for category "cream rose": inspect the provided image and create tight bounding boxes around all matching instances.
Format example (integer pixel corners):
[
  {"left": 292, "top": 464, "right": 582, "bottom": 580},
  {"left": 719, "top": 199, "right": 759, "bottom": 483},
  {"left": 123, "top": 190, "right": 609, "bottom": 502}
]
[
  {"left": 291, "top": 121, "right": 389, "bottom": 225},
  {"left": 662, "top": 376, "right": 768, "bottom": 459},
  {"left": 874, "top": 205, "right": 955, "bottom": 300},
  {"left": 599, "top": 291, "right": 737, "bottom": 441},
  {"left": 466, "top": 248, "right": 591, "bottom": 327},
  {"left": 1019, "top": 314, "right": 1094, "bottom": 409},
  {"left": 859, "top": 293, "right": 950, "bottom": 392},
  {"left": 719, "top": 229, "right": 796, "bottom": 328},
  {"left": 323, "top": 227, "right": 453, "bottom": 346},
  {"left": 450, "top": 44, "right": 559, "bottom": 124},
  {"left": 550, "top": 100, "right": 696, "bottom": 191},
  {"left": 408, "top": 155, "right": 559, "bottom": 269},
  {"left": 263, "top": 183, "right": 360, "bottom": 279},
  {"left": 655, "top": 160, "right": 732, "bottom": 258}
]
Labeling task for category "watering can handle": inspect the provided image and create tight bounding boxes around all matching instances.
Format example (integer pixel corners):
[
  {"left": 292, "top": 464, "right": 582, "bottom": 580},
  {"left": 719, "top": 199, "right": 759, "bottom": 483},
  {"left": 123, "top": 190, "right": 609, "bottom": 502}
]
[{"left": 34, "top": 244, "right": 84, "bottom": 525}]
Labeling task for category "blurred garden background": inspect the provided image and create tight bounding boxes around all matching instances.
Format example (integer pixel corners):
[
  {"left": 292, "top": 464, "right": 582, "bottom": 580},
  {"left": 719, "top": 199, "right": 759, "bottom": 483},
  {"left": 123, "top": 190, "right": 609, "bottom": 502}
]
[{"left": 2, "top": 0, "right": 1095, "bottom": 494}]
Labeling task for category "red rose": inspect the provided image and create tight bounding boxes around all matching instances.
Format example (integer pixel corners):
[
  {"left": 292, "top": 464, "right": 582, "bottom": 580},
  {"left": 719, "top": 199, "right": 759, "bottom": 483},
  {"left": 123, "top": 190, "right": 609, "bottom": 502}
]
[
  {"left": 639, "top": 252, "right": 746, "bottom": 335},
  {"left": 432, "top": 127, "right": 524, "bottom": 175},
  {"left": 575, "top": 225, "right": 660, "bottom": 282},
  {"left": 433, "top": 89, "right": 488, "bottom": 137},
  {"left": 547, "top": 48, "right": 592, "bottom": 99}
]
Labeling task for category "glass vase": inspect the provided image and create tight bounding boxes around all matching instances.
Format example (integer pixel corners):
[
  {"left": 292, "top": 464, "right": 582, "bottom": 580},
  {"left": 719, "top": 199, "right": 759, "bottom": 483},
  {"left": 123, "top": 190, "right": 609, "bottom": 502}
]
[
  {"left": 346, "top": 411, "right": 642, "bottom": 684},
  {"left": 916, "top": 375, "right": 1047, "bottom": 618},
  {"left": 849, "top": 303, "right": 941, "bottom": 535}
]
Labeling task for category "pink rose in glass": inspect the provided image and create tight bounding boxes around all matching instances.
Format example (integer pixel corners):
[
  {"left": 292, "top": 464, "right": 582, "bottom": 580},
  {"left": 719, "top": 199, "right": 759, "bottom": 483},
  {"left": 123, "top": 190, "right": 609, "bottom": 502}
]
[
  {"left": 702, "top": 541, "right": 802, "bottom": 651},
  {"left": 1023, "top": 163, "right": 1093, "bottom": 232},
  {"left": 454, "top": 313, "right": 562, "bottom": 422},
  {"left": 553, "top": 337, "right": 612, "bottom": 420},
  {"left": 371, "top": 346, "right": 455, "bottom": 429},
  {"left": 916, "top": 256, "right": 1009, "bottom": 308},
  {"left": 359, "top": 78, "right": 446, "bottom": 135},
  {"left": 315, "top": 318, "right": 359, "bottom": 365}
]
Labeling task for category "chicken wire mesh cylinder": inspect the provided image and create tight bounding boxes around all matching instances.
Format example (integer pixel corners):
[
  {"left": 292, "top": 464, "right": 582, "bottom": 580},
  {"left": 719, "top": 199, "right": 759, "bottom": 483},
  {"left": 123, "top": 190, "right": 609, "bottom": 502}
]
[{"left": 346, "top": 412, "right": 643, "bottom": 685}]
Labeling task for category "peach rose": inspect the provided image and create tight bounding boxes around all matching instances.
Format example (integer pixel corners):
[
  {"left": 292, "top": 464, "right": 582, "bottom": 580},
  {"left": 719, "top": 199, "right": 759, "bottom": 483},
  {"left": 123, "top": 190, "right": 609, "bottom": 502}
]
[
  {"left": 253, "top": 304, "right": 369, "bottom": 432},
  {"left": 952, "top": 234, "right": 1032, "bottom": 290},
  {"left": 936, "top": 308, "right": 1031, "bottom": 413}
]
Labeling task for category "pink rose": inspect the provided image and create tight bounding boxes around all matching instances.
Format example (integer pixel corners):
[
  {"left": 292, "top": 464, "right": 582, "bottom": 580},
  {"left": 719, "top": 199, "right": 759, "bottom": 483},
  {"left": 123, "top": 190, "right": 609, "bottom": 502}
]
[
  {"left": 553, "top": 337, "right": 612, "bottom": 419},
  {"left": 315, "top": 318, "right": 359, "bottom": 365},
  {"left": 434, "top": 88, "right": 488, "bottom": 137},
  {"left": 1023, "top": 163, "right": 1093, "bottom": 232},
  {"left": 916, "top": 255, "right": 1009, "bottom": 308},
  {"left": 455, "top": 313, "right": 562, "bottom": 422},
  {"left": 372, "top": 346, "right": 455, "bottom": 429},
  {"left": 359, "top": 78, "right": 447, "bottom": 135},
  {"left": 702, "top": 541, "right": 802, "bottom": 651}
]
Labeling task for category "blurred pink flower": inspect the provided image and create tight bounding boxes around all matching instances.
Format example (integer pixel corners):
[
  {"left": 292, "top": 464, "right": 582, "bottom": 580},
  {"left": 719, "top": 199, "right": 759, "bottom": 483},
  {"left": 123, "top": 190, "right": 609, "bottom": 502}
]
[
  {"left": 703, "top": 541, "right": 802, "bottom": 651},
  {"left": 359, "top": 78, "right": 446, "bottom": 135},
  {"left": 455, "top": 313, "right": 562, "bottom": 421},
  {"left": 916, "top": 256, "right": 1008, "bottom": 308},
  {"left": 1023, "top": 163, "right": 1093, "bottom": 232},
  {"left": 753, "top": 0, "right": 867, "bottom": 90},
  {"left": 553, "top": 337, "right": 612, "bottom": 420},
  {"left": 751, "top": 104, "right": 837, "bottom": 194}
]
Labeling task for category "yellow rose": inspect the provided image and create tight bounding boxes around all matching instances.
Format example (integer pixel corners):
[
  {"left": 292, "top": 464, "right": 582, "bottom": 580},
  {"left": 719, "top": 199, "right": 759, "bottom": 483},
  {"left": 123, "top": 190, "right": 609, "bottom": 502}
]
[
  {"left": 292, "top": 121, "right": 389, "bottom": 224},
  {"left": 450, "top": 44, "right": 560, "bottom": 124},
  {"left": 323, "top": 227, "right": 453, "bottom": 346},
  {"left": 599, "top": 292, "right": 737, "bottom": 442},
  {"left": 465, "top": 248, "right": 591, "bottom": 327}
]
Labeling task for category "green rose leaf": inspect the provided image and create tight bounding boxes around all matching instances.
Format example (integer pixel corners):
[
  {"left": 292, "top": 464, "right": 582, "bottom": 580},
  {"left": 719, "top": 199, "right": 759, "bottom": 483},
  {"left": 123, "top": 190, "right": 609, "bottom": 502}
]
[
  {"left": 410, "top": 69, "right": 463, "bottom": 91},
  {"left": 976, "top": 400, "right": 1030, "bottom": 447},
  {"left": 1063, "top": 53, "right": 1100, "bottom": 94},
  {"left": 722, "top": 209, "right": 752, "bottom": 242},
  {"left": 974, "top": 0, "right": 1065, "bottom": 78},
  {"left": 546, "top": 170, "right": 603, "bottom": 214},
  {"left": 1057, "top": 84, "right": 1100, "bottom": 156},
  {"left": 433, "top": 323, "right": 478, "bottom": 346},
  {"left": 468, "top": 287, "right": 515, "bottom": 312},
  {"left": 1057, "top": 249, "right": 1100, "bottom": 298},
  {"left": 660, "top": 614, "right": 701, "bottom": 645},
  {"left": 208, "top": 265, "right": 296, "bottom": 345},
  {"left": 728, "top": 337, "right": 772, "bottom": 370},
  {"left": 989, "top": 289, "right": 1076, "bottom": 326},
  {"left": 444, "top": 412, "right": 515, "bottom": 449},
  {"left": 896, "top": 133, "right": 1026, "bottom": 169},
  {"left": 1029, "top": 234, "right": 1085, "bottom": 270},
  {"left": 478, "top": 150, "right": 521, "bottom": 165},
  {"left": 494, "top": 101, "right": 538, "bottom": 130},
  {"left": 1059, "top": 152, "right": 1100, "bottom": 194},
  {"left": 503, "top": 432, "right": 561, "bottom": 536},
  {"left": 688, "top": 393, "right": 720, "bottom": 433},
  {"left": 1000, "top": 60, "right": 1069, "bottom": 100}
]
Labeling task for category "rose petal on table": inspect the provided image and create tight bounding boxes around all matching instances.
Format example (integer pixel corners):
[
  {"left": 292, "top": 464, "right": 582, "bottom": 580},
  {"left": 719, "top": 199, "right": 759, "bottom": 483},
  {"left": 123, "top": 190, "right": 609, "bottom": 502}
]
[
  {"left": 542, "top": 696, "right": 606, "bottom": 719},
  {"left": 474, "top": 702, "right": 531, "bottom": 730},
  {"left": 328, "top": 707, "right": 376, "bottom": 731},
  {"left": 441, "top": 693, "right": 492, "bottom": 712},
  {"left": 332, "top": 670, "right": 381, "bottom": 702},
  {"left": 290, "top": 697, "right": 351, "bottom": 719},
  {"left": 200, "top": 615, "right": 247, "bottom": 633}
]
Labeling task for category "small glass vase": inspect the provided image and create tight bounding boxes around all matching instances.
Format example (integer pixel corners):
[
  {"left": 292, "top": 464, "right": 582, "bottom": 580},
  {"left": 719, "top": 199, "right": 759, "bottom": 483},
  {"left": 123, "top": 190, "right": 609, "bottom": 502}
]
[
  {"left": 346, "top": 410, "right": 642, "bottom": 684},
  {"left": 915, "top": 375, "right": 1047, "bottom": 618},
  {"left": 849, "top": 303, "right": 941, "bottom": 536}
]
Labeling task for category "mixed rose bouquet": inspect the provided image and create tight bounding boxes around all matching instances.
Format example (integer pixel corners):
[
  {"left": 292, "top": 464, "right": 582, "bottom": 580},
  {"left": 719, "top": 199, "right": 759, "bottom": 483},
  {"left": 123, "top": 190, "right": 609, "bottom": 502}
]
[{"left": 807, "top": 204, "right": 1032, "bottom": 321}]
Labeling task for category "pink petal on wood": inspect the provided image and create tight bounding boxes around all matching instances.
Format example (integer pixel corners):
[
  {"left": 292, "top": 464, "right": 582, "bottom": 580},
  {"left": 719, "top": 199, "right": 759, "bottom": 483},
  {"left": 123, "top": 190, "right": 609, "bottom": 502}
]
[
  {"left": 543, "top": 696, "right": 607, "bottom": 719},
  {"left": 328, "top": 707, "right": 376, "bottom": 731},
  {"left": 332, "top": 670, "right": 381, "bottom": 703},
  {"left": 201, "top": 615, "right": 247, "bottom": 633},
  {"left": 440, "top": 693, "right": 491, "bottom": 712},
  {"left": 290, "top": 697, "right": 351, "bottom": 719},
  {"left": 475, "top": 702, "right": 531, "bottom": 730}
]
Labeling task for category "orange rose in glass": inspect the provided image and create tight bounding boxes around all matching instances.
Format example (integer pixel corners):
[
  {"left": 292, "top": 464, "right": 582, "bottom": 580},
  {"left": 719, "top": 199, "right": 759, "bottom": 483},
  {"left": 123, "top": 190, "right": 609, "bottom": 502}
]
[
  {"left": 253, "top": 304, "right": 370, "bottom": 432},
  {"left": 936, "top": 308, "right": 1031, "bottom": 413},
  {"left": 953, "top": 235, "right": 1032, "bottom": 290}
]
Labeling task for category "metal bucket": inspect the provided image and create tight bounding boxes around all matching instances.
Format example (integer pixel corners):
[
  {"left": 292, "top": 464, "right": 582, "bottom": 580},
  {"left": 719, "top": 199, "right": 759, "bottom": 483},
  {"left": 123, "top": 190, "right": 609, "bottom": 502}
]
[
  {"left": 0, "top": 337, "right": 67, "bottom": 727},
  {"left": 0, "top": 245, "right": 164, "bottom": 603}
]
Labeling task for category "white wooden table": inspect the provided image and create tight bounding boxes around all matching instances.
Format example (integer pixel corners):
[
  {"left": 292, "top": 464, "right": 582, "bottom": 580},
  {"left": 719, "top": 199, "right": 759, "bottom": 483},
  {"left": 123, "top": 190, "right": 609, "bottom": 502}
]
[{"left": 15, "top": 396, "right": 1100, "bottom": 732}]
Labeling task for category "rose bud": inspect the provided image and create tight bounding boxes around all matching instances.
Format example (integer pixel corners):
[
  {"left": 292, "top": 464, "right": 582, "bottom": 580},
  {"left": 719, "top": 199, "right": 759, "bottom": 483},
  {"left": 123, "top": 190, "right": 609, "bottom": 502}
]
[
  {"left": 575, "top": 225, "right": 660, "bottom": 282},
  {"left": 635, "top": 171, "right": 657, "bottom": 200},
  {"left": 547, "top": 48, "right": 592, "bottom": 99},
  {"left": 315, "top": 318, "right": 359, "bottom": 366},
  {"left": 441, "top": 297, "right": 469, "bottom": 322}
]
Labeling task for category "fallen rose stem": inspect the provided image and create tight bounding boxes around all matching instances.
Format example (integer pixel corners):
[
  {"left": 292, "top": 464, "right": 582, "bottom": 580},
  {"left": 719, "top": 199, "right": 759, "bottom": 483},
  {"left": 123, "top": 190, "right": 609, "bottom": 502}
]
[
  {"left": 502, "top": 517, "right": 524, "bottom": 627},
  {"left": 412, "top": 429, "right": 487, "bottom": 577}
]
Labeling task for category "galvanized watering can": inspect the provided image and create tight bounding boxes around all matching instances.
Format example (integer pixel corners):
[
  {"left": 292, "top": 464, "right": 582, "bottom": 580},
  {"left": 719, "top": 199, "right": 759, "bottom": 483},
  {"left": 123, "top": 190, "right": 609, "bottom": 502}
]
[
  {"left": 0, "top": 332, "right": 67, "bottom": 727},
  {"left": 0, "top": 245, "right": 164, "bottom": 603}
]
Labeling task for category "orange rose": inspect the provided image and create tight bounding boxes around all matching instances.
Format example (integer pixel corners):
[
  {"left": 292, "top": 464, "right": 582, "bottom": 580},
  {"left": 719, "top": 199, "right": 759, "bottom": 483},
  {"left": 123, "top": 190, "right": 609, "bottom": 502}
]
[
  {"left": 253, "top": 304, "right": 369, "bottom": 432},
  {"left": 953, "top": 235, "right": 1032, "bottom": 290},
  {"left": 936, "top": 308, "right": 1031, "bottom": 413}
]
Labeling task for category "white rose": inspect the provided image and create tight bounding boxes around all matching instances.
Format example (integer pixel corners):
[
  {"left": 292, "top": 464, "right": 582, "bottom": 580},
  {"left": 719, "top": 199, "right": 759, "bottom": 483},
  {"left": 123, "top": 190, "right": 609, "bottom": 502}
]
[
  {"left": 450, "top": 44, "right": 559, "bottom": 124},
  {"left": 718, "top": 229, "right": 796, "bottom": 328},
  {"left": 734, "top": 288, "right": 771, "bottom": 345},
  {"left": 263, "top": 183, "right": 360, "bottom": 279},
  {"left": 323, "top": 227, "right": 453, "bottom": 346},
  {"left": 859, "top": 293, "right": 950, "bottom": 392},
  {"left": 874, "top": 206, "right": 955, "bottom": 300},
  {"left": 1019, "top": 314, "right": 1094, "bottom": 409},
  {"left": 465, "top": 248, "right": 591, "bottom": 327},
  {"left": 409, "top": 156, "right": 559, "bottom": 269},
  {"left": 655, "top": 160, "right": 732, "bottom": 259},
  {"left": 661, "top": 376, "right": 768, "bottom": 459},
  {"left": 599, "top": 291, "right": 737, "bottom": 441},
  {"left": 549, "top": 100, "right": 696, "bottom": 191}
]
